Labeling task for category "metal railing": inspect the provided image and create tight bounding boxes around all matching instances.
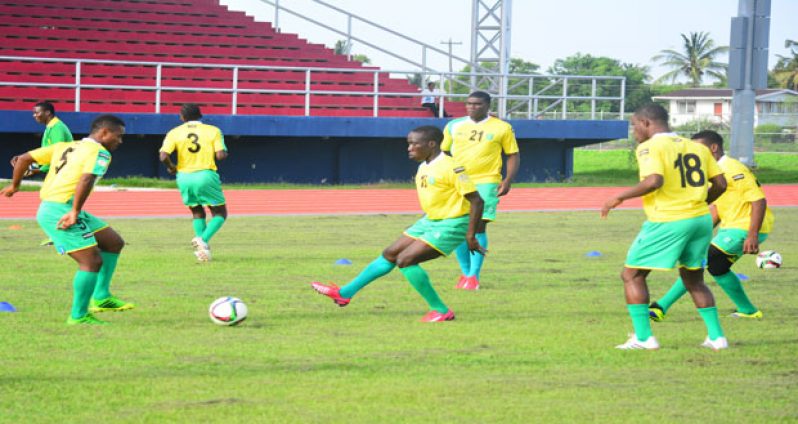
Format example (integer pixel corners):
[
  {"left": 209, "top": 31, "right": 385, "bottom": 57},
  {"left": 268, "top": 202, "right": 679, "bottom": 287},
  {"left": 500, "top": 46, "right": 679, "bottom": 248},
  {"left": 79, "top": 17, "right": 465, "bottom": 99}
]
[{"left": 0, "top": 55, "right": 625, "bottom": 119}]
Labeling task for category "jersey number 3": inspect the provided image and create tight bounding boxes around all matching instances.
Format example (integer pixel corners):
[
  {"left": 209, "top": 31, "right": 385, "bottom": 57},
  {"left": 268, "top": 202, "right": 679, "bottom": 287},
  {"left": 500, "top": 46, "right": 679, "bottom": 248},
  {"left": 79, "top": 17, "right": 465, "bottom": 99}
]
[
  {"left": 187, "top": 133, "right": 201, "bottom": 153},
  {"left": 673, "top": 153, "right": 705, "bottom": 188}
]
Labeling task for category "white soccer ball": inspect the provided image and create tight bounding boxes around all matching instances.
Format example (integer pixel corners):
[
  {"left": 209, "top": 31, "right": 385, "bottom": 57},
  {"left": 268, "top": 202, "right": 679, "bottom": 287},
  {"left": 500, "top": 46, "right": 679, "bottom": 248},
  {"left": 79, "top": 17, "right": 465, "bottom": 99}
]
[
  {"left": 209, "top": 297, "right": 248, "bottom": 326},
  {"left": 756, "top": 250, "right": 782, "bottom": 269}
]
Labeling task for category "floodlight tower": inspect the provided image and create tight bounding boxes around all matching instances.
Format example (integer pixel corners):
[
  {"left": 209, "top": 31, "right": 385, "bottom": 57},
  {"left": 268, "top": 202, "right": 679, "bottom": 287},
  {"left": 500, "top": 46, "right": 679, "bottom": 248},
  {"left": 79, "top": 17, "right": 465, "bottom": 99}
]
[{"left": 470, "top": 0, "right": 512, "bottom": 118}]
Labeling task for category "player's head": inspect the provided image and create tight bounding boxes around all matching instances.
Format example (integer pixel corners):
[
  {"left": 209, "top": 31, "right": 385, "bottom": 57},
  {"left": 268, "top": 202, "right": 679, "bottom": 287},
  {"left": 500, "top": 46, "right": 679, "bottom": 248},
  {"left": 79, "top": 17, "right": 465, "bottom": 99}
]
[
  {"left": 180, "top": 103, "right": 203, "bottom": 122},
  {"left": 631, "top": 103, "right": 669, "bottom": 143},
  {"left": 427, "top": 81, "right": 436, "bottom": 89},
  {"left": 692, "top": 130, "right": 724, "bottom": 159},
  {"left": 32, "top": 101, "right": 55, "bottom": 124},
  {"left": 407, "top": 125, "right": 443, "bottom": 162},
  {"left": 466, "top": 91, "right": 491, "bottom": 121},
  {"left": 89, "top": 114, "right": 126, "bottom": 152}
]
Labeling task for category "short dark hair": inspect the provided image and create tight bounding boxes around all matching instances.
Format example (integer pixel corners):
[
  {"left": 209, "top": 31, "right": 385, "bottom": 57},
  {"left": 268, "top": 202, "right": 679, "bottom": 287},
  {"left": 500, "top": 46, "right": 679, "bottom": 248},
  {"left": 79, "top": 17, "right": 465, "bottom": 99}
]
[
  {"left": 180, "top": 103, "right": 203, "bottom": 121},
  {"left": 634, "top": 103, "right": 669, "bottom": 124},
  {"left": 692, "top": 130, "right": 724, "bottom": 148},
  {"left": 468, "top": 91, "right": 491, "bottom": 104},
  {"left": 411, "top": 125, "right": 443, "bottom": 144},
  {"left": 90, "top": 114, "right": 125, "bottom": 133},
  {"left": 35, "top": 101, "right": 55, "bottom": 115}
]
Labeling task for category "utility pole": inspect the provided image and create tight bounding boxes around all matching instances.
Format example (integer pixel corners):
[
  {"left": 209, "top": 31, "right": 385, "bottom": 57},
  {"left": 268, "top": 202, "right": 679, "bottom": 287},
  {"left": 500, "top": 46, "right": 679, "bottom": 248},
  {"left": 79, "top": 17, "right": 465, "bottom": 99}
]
[{"left": 440, "top": 38, "right": 462, "bottom": 91}]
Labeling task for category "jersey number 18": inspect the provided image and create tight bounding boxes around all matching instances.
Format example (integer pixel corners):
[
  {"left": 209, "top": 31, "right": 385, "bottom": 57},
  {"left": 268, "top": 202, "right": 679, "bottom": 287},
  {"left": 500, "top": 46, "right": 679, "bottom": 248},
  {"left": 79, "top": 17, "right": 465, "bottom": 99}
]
[{"left": 673, "top": 153, "right": 705, "bottom": 188}]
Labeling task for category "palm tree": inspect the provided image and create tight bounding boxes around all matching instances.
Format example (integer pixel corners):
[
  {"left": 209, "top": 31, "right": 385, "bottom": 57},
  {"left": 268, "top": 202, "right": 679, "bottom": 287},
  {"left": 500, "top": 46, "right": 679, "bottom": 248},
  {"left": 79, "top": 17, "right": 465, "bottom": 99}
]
[
  {"left": 772, "top": 39, "right": 798, "bottom": 90},
  {"left": 653, "top": 32, "right": 729, "bottom": 87}
]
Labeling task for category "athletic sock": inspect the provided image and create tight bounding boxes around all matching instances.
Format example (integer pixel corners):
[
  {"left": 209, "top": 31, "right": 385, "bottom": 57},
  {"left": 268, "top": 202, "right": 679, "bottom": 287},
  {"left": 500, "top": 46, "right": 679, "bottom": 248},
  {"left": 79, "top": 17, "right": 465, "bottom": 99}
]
[
  {"left": 71, "top": 270, "right": 99, "bottom": 319},
  {"left": 454, "top": 241, "right": 471, "bottom": 275},
  {"left": 697, "top": 306, "right": 725, "bottom": 340},
  {"left": 339, "top": 255, "right": 396, "bottom": 299},
  {"left": 192, "top": 218, "right": 207, "bottom": 237},
  {"left": 714, "top": 271, "right": 757, "bottom": 314},
  {"left": 400, "top": 265, "right": 448, "bottom": 313},
  {"left": 657, "top": 278, "right": 688, "bottom": 313},
  {"left": 201, "top": 216, "right": 225, "bottom": 242},
  {"left": 92, "top": 252, "right": 119, "bottom": 300},
  {"left": 627, "top": 303, "right": 653, "bottom": 342},
  {"left": 468, "top": 232, "right": 488, "bottom": 278}
]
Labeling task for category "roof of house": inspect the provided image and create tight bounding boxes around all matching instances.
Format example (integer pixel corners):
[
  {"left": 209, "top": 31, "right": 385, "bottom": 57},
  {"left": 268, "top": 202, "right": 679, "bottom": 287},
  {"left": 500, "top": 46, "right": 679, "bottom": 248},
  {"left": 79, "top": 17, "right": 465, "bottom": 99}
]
[{"left": 653, "top": 88, "right": 798, "bottom": 100}]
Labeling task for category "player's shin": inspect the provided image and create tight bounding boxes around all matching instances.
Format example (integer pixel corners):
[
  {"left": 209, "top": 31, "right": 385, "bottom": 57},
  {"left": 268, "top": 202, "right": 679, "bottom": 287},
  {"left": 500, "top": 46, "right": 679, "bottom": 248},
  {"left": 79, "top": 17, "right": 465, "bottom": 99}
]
[
  {"left": 201, "top": 216, "right": 225, "bottom": 242},
  {"left": 657, "top": 278, "right": 688, "bottom": 313},
  {"left": 93, "top": 252, "right": 119, "bottom": 300},
  {"left": 454, "top": 241, "right": 471, "bottom": 275},
  {"left": 400, "top": 265, "right": 448, "bottom": 313},
  {"left": 714, "top": 272, "right": 757, "bottom": 314},
  {"left": 339, "top": 255, "right": 395, "bottom": 299},
  {"left": 627, "top": 304, "right": 653, "bottom": 341},
  {"left": 71, "top": 270, "right": 99, "bottom": 319},
  {"left": 192, "top": 218, "right": 207, "bottom": 237},
  {"left": 697, "top": 307, "right": 725, "bottom": 340},
  {"left": 468, "top": 232, "right": 488, "bottom": 278}
]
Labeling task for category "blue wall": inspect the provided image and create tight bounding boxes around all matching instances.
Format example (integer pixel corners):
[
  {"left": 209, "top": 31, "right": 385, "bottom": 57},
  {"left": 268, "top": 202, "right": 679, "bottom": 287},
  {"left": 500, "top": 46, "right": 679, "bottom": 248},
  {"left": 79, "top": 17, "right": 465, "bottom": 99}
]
[{"left": 0, "top": 111, "right": 628, "bottom": 183}]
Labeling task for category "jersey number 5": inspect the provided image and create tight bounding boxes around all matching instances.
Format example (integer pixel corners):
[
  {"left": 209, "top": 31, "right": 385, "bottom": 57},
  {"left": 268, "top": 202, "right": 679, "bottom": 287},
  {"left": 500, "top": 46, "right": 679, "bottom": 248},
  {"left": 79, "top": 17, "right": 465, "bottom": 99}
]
[
  {"left": 54, "top": 147, "right": 75, "bottom": 174},
  {"left": 187, "top": 133, "right": 201, "bottom": 153},
  {"left": 673, "top": 153, "right": 705, "bottom": 188}
]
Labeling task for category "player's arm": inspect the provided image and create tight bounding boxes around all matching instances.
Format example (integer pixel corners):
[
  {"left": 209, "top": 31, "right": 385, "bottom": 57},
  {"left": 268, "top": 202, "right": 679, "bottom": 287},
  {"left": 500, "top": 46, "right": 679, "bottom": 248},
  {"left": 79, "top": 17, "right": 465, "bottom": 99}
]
[
  {"left": 464, "top": 190, "right": 487, "bottom": 255},
  {"left": 158, "top": 151, "right": 177, "bottom": 175},
  {"left": 709, "top": 204, "right": 720, "bottom": 227},
  {"left": 498, "top": 153, "right": 519, "bottom": 196},
  {"left": 705, "top": 174, "right": 727, "bottom": 204},
  {"left": 57, "top": 173, "right": 96, "bottom": 229},
  {"left": 600, "top": 174, "right": 663, "bottom": 218},
  {"left": 1, "top": 153, "right": 36, "bottom": 197},
  {"left": 743, "top": 198, "right": 767, "bottom": 254},
  {"left": 215, "top": 149, "right": 228, "bottom": 161}
]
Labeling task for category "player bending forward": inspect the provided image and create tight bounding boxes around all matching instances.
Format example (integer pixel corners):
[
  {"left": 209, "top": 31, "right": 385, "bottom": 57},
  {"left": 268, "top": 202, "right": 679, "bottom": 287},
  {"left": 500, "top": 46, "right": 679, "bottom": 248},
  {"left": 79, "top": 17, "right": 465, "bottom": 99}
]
[{"left": 311, "top": 125, "right": 485, "bottom": 322}]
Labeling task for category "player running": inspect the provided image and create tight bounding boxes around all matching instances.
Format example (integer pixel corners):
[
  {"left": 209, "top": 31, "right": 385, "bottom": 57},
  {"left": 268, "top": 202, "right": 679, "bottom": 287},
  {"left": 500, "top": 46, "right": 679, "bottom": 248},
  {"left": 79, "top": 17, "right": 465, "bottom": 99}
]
[
  {"left": 311, "top": 125, "right": 485, "bottom": 322},
  {"left": 649, "top": 130, "right": 774, "bottom": 321},
  {"left": 159, "top": 104, "right": 228, "bottom": 262},
  {"left": 601, "top": 104, "right": 728, "bottom": 350},
  {"left": 1, "top": 115, "right": 133, "bottom": 325}
]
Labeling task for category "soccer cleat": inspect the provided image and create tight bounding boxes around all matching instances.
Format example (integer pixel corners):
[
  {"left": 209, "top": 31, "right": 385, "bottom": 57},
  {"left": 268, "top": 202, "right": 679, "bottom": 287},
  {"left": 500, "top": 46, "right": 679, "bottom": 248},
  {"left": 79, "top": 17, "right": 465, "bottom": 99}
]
[
  {"left": 457, "top": 275, "right": 480, "bottom": 291},
  {"left": 310, "top": 282, "right": 351, "bottom": 307},
  {"left": 701, "top": 336, "right": 729, "bottom": 351},
  {"left": 731, "top": 310, "right": 763, "bottom": 319},
  {"left": 192, "top": 237, "right": 211, "bottom": 262},
  {"left": 89, "top": 296, "right": 136, "bottom": 313},
  {"left": 648, "top": 302, "right": 666, "bottom": 322},
  {"left": 455, "top": 275, "right": 468, "bottom": 289},
  {"left": 66, "top": 313, "right": 108, "bottom": 325},
  {"left": 40, "top": 238, "right": 54, "bottom": 246},
  {"left": 615, "top": 335, "right": 660, "bottom": 350},
  {"left": 421, "top": 309, "right": 455, "bottom": 322}
]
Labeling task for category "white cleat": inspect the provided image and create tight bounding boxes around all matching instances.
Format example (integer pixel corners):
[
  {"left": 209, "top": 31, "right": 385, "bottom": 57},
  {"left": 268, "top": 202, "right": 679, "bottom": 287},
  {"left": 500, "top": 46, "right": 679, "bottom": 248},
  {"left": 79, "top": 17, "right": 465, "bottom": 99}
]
[
  {"left": 615, "top": 335, "right": 660, "bottom": 350},
  {"left": 701, "top": 336, "right": 729, "bottom": 351},
  {"left": 192, "top": 237, "right": 211, "bottom": 262}
]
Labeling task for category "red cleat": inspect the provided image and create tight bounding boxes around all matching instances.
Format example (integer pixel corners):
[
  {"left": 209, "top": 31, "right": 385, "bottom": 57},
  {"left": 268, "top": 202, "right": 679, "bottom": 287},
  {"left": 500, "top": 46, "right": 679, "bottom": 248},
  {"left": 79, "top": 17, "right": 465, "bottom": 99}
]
[
  {"left": 310, "top": 282, "right": 351, "bottom": 307},
  {"left": 458, "top": 275, "right": 480, "bottom": 291},
  {"left": 455, "top": 275, "right": 468, "bottom": 289},
  {"left": 421, "top": 309, "right": 455, "bottom": 322}
]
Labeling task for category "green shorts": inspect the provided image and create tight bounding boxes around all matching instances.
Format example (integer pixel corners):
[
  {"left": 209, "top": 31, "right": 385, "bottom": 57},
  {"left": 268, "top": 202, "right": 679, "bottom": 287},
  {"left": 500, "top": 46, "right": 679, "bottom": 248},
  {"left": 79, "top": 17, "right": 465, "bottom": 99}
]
[
  {"left": 712, "top": 228, "right": 769, "bottom": 262},
  {"left": 625, "top": 214, "right": 713, "bottom": 270},
  {"left": 36, "top": 201, "right": 108, "bottom": 255},
  {"left": 476, "top": 183, "right": 499, "bottom": 221},
  {"left": 403, "top": 215, "right": 470, "bottom": 255},
  {"left": 176, "top": 170, "right": 226, "bottom": 207}
]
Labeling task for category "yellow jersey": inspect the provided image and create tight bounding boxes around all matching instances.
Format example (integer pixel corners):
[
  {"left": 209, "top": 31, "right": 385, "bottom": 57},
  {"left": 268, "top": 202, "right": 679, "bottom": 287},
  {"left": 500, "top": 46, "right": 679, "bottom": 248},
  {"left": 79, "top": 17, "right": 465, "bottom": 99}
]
[
  {"left": 441, "top": 116, "right": 519, "bottom": 184},
  {"left": 636, "top": 133, "right": 722, "bottom": 222},
  {"left": 415, "top": 153, "right": 477, "bottom": 220},
  {"left": 29, "top": 138, "right": 111, "bottom": 203},
  {"left": 161, "top": 121, "right": 227, "bottom": 173},
  {"left": 714, "top": 156, "right": 774, "bottom": 234}
]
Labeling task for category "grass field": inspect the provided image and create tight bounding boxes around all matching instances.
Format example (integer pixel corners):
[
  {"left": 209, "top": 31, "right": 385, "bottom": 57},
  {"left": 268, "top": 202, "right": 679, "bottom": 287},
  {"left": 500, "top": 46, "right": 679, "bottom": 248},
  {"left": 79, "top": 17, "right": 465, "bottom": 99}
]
[{"left": 1, "top": 210, "right": 796, "bottom": 423}]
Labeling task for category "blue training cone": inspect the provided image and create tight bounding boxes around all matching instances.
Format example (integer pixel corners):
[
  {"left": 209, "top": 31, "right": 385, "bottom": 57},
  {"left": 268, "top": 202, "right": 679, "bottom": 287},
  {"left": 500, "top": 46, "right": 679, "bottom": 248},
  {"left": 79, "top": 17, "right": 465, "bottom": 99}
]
[
  {"left": 335, "top": 258, "right": 352, "bottom": 265},
  {"left": 585, "top": 250, "right": 602, "bottom": 257},
  {"left": 0, "top": 302, "right": 17, "bottom": 312},
  {"left": 736, "top": 273, "right": 750, "bottom": 281}
]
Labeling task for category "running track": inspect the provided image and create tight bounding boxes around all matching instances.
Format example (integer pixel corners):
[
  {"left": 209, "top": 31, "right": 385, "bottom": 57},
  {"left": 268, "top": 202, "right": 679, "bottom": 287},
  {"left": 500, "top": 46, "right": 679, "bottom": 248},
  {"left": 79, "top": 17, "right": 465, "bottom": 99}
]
[{"left": 2, "top": 185, "right": 797, "bottom": 218}]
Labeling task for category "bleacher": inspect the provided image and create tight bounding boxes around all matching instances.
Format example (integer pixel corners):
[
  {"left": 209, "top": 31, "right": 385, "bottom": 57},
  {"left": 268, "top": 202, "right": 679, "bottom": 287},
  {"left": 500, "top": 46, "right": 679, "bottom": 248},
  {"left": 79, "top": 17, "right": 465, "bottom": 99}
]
[{"left": 0, "top": 0, "right": 461, "bottom": 117}]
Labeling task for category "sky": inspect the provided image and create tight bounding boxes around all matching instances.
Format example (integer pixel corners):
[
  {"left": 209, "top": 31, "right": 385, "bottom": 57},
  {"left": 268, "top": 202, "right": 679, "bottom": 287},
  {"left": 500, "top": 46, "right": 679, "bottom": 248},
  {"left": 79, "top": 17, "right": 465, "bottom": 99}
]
[{"left": 221, "top": 0, "right": 797, "bottom": 83}]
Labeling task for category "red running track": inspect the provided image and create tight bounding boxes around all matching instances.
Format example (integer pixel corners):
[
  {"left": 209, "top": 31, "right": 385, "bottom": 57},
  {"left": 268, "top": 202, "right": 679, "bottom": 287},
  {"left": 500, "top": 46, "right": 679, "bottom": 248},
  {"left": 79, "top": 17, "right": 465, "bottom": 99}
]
[{"left": 1, "top": 185, "right": 797, "bottom": 219}]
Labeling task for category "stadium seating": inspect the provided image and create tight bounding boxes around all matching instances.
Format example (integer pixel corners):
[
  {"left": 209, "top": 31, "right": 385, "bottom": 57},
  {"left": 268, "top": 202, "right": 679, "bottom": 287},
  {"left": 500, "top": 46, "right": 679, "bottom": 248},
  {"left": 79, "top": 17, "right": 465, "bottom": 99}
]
[{"left": 0, "top": 0, "right": 464, "bottom": 117}]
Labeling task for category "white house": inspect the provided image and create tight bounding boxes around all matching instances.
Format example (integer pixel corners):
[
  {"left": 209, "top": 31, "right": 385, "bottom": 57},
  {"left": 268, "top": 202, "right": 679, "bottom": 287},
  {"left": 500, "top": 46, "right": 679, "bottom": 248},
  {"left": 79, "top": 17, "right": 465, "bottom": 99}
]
[{"left": 652, "top": 88, "right": 798, "bottom": 127}]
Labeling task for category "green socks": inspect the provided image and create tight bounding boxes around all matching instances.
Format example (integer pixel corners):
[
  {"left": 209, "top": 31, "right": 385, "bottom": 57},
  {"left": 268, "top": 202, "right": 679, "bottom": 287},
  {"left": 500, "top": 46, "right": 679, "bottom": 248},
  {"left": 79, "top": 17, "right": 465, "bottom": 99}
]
[
  {"left": 454, "top": 241, "right": 471, "bottom": 275},
  {"left": 192, "top": 218, "right": 207, "bottom": 237},
  {"left": 92, "top": 252, "right": 120, "bottom": 300},
  {"left": 715, "top": 272, "right": 757, "bottom": 314},
  {"left": 454, "top": 232, "right": 488, "bottom": 278},
  {"left": 656, "top": 278, "right": 688, "bottom": 313},
  {"left": 697, "top": 306, "right": 725, "bottom": 340},
  {"left": 400, "top": 265, "right": 448, "bottom": 313},
  {"left": 71, "top": 270, "right": 99, "bottom": 319},
  {"left": 627, "top": 304, "right": 653, "bottom": 341},
  {"left": 201, "top": 216, "right": 226, "bottom": 242},
  {"left": 339, "top": 256, "right": 396, "bottom": 299}
]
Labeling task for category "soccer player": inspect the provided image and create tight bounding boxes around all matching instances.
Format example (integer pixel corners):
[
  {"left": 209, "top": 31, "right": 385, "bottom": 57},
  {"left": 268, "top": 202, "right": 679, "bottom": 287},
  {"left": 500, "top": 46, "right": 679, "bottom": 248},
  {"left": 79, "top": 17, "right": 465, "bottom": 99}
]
[
  {"left": 159, "top": 104, "right": 228, "bottom": 262},
  {"left": 311, "top": 125, "right": 485, "bottom": 322},
  {"left": 12, "top": 101, "right": 74, "bottom": 177},
  {"left": 442, "top": 91, "right": 519, "bottom": 290},
  {"left": 649, "top": 130, "right": 774, "bottom": 321},
  {"left": 601, "top": 104, "right": 728, "bottom": 350},
  {"left": 1, "top": 115, "right": 133, "bottom": 325}
]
